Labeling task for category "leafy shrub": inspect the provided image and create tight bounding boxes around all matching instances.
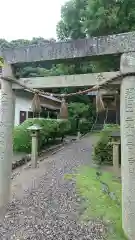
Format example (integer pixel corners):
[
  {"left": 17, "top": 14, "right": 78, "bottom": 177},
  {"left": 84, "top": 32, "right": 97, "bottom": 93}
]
[
  {"left": 67, "top": 118, "right": 93, "bottom": 135},
  {"left": 93, "top": 124, "right": 120, "bottom": 165},
  {"left": 67, "top": 102, "right": 95, "bottom": 135},
  {"left": 13, "top": 118, "right": 71, "bottom": 153},
  {"left": 79, "top": 119, "right": 92, "bottom": 134},
  {"left": 68, "top": 102, "right": 90, "bottom": 119},
  {"left": 67, "top": 118, "right": 79, "bottom": 135}
]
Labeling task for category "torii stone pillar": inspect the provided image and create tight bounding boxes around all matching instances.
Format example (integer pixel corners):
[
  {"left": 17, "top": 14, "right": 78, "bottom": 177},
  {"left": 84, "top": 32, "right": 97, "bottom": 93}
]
[
  {"left": 120, "top": 53, "right": 135, "bottom": 239},
  {"left": 0, "top": 62, "right": 15, "bottom": 214}
]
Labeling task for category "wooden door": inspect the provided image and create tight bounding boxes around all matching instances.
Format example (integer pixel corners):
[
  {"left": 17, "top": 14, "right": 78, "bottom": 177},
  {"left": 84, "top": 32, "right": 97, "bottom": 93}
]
[{"left": 19, "top": 111, "right": 26, "bottom": 124}]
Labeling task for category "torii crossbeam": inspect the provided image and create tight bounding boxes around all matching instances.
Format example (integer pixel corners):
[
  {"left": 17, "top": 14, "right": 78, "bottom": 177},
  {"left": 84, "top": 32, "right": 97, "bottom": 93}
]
[{"left": 1, "top": 31, "right": 135, "bottom": 63}]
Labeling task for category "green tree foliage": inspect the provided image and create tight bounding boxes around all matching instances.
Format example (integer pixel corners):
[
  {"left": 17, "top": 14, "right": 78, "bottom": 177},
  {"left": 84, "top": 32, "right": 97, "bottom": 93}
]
[
  {"left": 57, "top": 0, "right": 87, "bottom": 40},
  {"left": 67, "top": 102, "right": 96, "bottom": 134},
  {"left": 68, "top": 102, "right": 90, "bottom": 118},
  {"left": 0, "top": 37, "right": 56, "bottom": 49},
  {"left": 57, "top": 0, "right": 135, "bottom": 39},
  {"left": 57, "top": 0, "right": 135, "bottom": 71}
]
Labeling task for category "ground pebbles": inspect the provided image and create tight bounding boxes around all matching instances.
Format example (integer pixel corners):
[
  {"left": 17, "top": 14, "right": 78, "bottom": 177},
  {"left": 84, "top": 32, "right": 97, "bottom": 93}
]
[{"left": 0, "top": 137, "right": 106, "bottom": 239}]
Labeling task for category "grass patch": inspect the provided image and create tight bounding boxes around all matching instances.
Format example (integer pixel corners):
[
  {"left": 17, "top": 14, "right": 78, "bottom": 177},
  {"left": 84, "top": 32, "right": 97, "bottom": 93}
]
[{"left": 65, "top": 167, "right": 127, "bottom": 240}]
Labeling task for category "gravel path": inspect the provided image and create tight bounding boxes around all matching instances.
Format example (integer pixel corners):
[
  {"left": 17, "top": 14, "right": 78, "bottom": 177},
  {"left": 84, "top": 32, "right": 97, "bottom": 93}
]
[{"left": 0, "top": 135, "right": 106, "bottom": 240}]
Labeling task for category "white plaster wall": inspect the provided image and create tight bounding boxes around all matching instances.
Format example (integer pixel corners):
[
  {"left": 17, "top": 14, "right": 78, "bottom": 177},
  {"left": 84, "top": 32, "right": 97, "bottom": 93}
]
[
  {"left": 0, "top": 89, "right": 60, "bottom": 126},
  {"left": 0, "top": 90, "right": 32, "bottom": 126},
  {"left": 14, "top": 95, "right": 32, "bottom": 126}
]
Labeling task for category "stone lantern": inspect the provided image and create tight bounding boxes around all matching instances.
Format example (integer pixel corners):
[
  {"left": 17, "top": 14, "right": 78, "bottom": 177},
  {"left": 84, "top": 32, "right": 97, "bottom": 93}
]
[{"left": 27, "top": 124, "right": 42, "bottom": 168}]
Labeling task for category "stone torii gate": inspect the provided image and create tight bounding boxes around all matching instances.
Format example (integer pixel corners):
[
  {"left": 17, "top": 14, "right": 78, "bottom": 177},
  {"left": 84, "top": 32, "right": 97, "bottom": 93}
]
[{"left": 1, "top": 31, "right": 135, "bottom": 239}]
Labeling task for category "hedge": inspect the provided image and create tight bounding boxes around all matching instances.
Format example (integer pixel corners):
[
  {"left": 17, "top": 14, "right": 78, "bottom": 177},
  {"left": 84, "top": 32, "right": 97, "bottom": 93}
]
[
  {"left": 67, "top": 118, "right": 93, "bottom": 135},
  {"left": 93, "top": 124, "right": 120, "bottom": 165},
  {"left": 13, "top": 118, "right": 71, "bottom": 153},
  {"left": 79, "top": 119, "right": 93, "bottom": 134}
]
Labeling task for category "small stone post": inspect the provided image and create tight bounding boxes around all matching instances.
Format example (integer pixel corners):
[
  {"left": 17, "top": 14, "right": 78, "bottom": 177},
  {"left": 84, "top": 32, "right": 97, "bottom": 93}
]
[
  {"left": 120, "top": 53, "right": 135, "bottom": 239},
  {"left": 76, "top": 117, "right": 81, "bottom": 140},
  {"left": 112, "top": 141, "right": 120, "bottom": 175},
  {"left": 47, "top": 111, "right": 50, "bottom": 118},
  {"left": 27, "top": 124, "right": 42, "bottom": 168},
  {"left": 0, "top": 62, "right": 15, "bottom": 211},
  {"left": 77, "top": 131, "right": 81, "bottom": 140}
]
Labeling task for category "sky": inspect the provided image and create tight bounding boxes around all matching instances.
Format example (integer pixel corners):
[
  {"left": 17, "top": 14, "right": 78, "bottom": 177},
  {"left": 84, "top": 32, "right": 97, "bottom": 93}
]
[{"left": 0, "top": 0, "right": 67, "bottom": 41}]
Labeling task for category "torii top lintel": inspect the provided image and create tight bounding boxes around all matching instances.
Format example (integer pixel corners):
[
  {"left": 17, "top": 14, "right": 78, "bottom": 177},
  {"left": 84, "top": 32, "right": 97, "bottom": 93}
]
[{"left": 1, "top": 31, "right": 135, "bottom": 64}]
